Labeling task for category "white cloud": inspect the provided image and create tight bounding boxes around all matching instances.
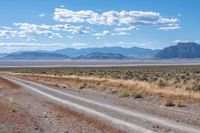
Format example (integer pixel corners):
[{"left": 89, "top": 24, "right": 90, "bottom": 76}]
[
  {"left": 93, "top": 30, "right": 110, "bottom": 36},
  {"left": 172, "top": 40, "right": 199, "bottom": 44},
  {"left": 54, "top": 8, "right": 98, "bottom": 23},
  {"left": 114, "top": 26, "right": 137, "bottom": 32},
  {"left": 51, "top": 24, "right": 91, "bottom": 34},
  {"left": 113, "top": 32, "right": 130, "bottom": 36},
  {"left": 0, "top": 29, "right": 17, "bottom": 38},
  {"left": 104, "top": 41, "right": 153, "bottom": 48},
  {"left": 39, "top": 13, "right": 47, "bottom": 17},
  {"left": 0, "top": 42, "right": 65, "bottom": 47},
  {"left": 0, "top": 23, "right": 92, "bottom": 39},
  {"left": 72, "top": 43, "right": 88, "bottom": 49},
  {"left": 159, "top": 24, "right": 181, "bottom": 31},
  {"left": 0, "top": 42, "right": 66, "bottom": 52},
  {"left": 1, "top": 26, "right": 13, "bottom": 30},
  {"left": 93, "top": 29, "right": 131, "bottom": 37},
  {"left": 26, "top": 38, "right": 38, "bottom": 42},
  {"left": 15, "top": 23, "right": 91, "bottom": 35},
  {"left": 14, "top": 23, "right": 62, "bottom": 38},
  {"left": 54, "top": 8, "right": 180, "bottom": 30}
]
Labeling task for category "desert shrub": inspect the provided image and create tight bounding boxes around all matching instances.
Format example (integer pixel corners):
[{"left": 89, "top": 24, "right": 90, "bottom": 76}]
[
  {"left": 40, "top": 71, "right": 47, "bottom": 74},
  {"left": 188, "top": 84, "right": 200, "bottom": 91},
  {"left": 175, "top": 100, "right": 185, "bottom": 107},
  {"left": 157, "top": 79, "right": 167, "bottom": 88},
  {"left": 110, "top": 89, "right": 117, "bottom": 94},
  {"left": 131, "top": 93, "right": 143, "bottom": 99},
  {"left": 163, "top": 99, "right": 175, "bottom": 106},
  {"left": 79, "top": 83, "right": 87, "bottom": 90},
  {"left": 118, "top": 91, "right": 129, "bottom": 98}
]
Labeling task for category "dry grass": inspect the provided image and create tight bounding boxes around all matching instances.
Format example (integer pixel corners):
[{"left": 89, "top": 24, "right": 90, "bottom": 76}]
[
  {"left": 2, "top": 65, "right": 200, "bottom": 92},
  {"left": 9, "top": 72, "right": 200, "bottom": 103}
]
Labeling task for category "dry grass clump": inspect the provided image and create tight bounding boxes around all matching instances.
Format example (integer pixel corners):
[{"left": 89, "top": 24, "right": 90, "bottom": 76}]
[
  {"left": 118, "top": 91, "right": 130, "bottom": 98},
  {"left": 163, "top": 98, "right": 186, "bottom": 107},
  {"left": 79, "top": 83, "right": 87, "bottom": 90},
  {"left": 131, "top": 92, "right": 143, "bottom": 99},
  {"left": 118, "top": 90, "right": 143, "bottom": 98},
  {"left": 163, "top": 98, "right": 175, "bottom": 107},
  {"left": 175, "top": 100, "right": 185, "bottom": 107}
]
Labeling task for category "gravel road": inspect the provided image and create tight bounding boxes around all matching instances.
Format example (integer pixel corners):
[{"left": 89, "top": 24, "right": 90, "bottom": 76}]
[{"left": 4, "top": 76, "right": 200, "bottom": 133}]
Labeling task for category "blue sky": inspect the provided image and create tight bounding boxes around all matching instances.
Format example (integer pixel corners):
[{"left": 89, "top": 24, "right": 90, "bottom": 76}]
[{"left": 0, "top": 0, "right": 199, "bottom": 52}]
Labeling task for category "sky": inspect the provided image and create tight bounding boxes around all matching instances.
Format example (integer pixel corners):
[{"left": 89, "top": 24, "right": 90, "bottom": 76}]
[{"left": 0, "top": 0, "right": 199, "bottom": 53}]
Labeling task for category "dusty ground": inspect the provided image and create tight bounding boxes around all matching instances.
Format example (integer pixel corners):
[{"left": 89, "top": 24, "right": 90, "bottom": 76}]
[
  {"left": 0, "top": 77, "right": 123, "bottom": 133},
  {"left": 12, "top": 74, "right": 200, "bottom": 128}
]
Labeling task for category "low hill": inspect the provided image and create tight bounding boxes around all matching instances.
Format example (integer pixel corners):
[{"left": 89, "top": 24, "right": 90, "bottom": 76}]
[
  {"left": 4, "top": 52, "right": 69, "bottom": 60},
  {"left": 155, "top": 42, "right": 200, "bottom": 59}
]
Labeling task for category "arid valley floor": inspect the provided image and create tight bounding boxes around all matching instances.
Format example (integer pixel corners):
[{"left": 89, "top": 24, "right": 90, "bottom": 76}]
[{"left": 1, "top": 64, "right": 200, "bottom": 133}]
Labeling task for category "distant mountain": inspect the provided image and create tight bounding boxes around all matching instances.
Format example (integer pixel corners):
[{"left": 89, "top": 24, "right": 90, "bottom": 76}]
[
  {"left": 0, "top": 53, "right": 8, "bottom": 58},
  {"left": 54, "top": 47, "right": 159, "bottom": 58},
  {"left": 75, "top": 52, "right": 127, "bottom": 60},
  {"left": 155, "top": 42, "right": 200, "bottom": 59},
  {"left": 4, "top": 52, "right": 69, "bottom": 60}
]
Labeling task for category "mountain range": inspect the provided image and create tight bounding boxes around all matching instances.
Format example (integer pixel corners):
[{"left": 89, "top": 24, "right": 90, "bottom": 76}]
[
  {"left": 1, "top": 46, "right": 158, "bottom": 60},
  {"left": 155, "top": 42, "right": 200, "bottom": 59},
  {"left": 54, "top": 46, "right": 159, "bottom": 57},
  {"left": 4, "top": 52, "right": 69, "bottom": 60},
  {"left": 1, "top": 42, "right": 200, "bottom": 60},
  {"left": 0, "top": 53, "right": 9, "bottom": 58}
]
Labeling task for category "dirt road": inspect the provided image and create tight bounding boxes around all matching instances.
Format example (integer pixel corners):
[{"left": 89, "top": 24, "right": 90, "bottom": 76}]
[{"left": 4, "top": 76, "right": 200, "bottom": 133}]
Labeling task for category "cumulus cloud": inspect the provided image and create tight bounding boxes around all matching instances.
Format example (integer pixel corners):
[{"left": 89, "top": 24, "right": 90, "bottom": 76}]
[
  {"left": 114, "top": 26, "right": 137, "bottom": 32},
  {"left": 93, "top": 30, "right": 110, "bottom": 36},
  {"left": 159, "top": 23, "right": 181, "bottom": 31},
  {"left": 14, "top": 23, "right": 62, "bottom": 38},
  {"left": 0, "top": 23, "right": 93, "bottom": 39},
  {"left": 113, "top": 32, "right": 130, "bottom": 36},
  {"left": 93, "top": 29, "right": 131, "bottom": 37},
  {"left": 54, "top": 8, "right": 98, "bottom": 23},
  {"left": 0, "top": 29, "right": 17, "bottom": 38},
  {"left": 54, "top": 8, "right": 180, "bottom": 30},
  {"left": 51, "top": 24, "right": 91, "bottom": 34},
  {"left": 1, "top": 26, "right": 13, "bottom": 30},
  {"left": 15, "top": 23, "right": 91, "bottom": 35}
]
